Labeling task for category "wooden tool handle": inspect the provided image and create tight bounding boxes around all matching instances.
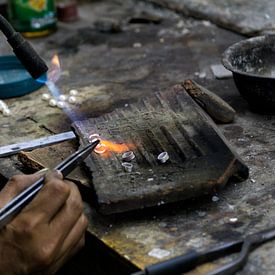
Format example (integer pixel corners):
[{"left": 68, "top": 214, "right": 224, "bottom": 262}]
[{"left": 182, "top": 80, "right": 236, "bottom": 123}]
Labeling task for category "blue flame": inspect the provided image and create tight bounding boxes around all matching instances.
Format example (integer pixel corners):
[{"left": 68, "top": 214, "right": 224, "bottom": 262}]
[
  {"left": 36, "top": 73, "right": 47, "bottom": 84},
  {"left": 36, "top": 73, "right": 77, "bottom": 121}
]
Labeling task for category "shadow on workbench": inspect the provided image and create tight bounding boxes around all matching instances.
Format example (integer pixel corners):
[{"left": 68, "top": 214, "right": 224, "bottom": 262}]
[{"left": 56, "top": 232, "right": 139, "bottom": 275}]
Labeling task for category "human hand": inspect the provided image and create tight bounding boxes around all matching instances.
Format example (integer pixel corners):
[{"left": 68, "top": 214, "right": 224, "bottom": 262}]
[{"left": 0, "top": 170, "right": 88, "bottom": 275}]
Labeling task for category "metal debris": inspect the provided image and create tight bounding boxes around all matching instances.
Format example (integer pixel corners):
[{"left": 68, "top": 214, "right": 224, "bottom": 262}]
[
  {"left": 122, "top": 162, "right": 133, "bottom": 172},
  {"left": 199, "top": 72, "right": 206, "bottom": 78},
  {"left": 133, "top": 42, "right": 142, "bottom": 48},
  {"left": 212, "top": 195, "right": 219, "bottom": 202},
  {"left": 194, "top": 71, "right": 206, "bottom": 78},
  {"left": 122, "top": 151, "right": 135, "bottom": 162},
  {"left": 211, "top": 64, "right": 232, "bottom": 79},
  {"left": 148, "top": 248, "right": 171, "bottom": 259},
  {"left": 157, "top": 151, "right": 169, "bottom": 163},
  {"left": 229, "top": 217, "right": 238, "bottom": 223}
]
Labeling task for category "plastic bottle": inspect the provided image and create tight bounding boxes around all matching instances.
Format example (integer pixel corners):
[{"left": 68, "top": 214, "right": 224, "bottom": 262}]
[{"left": 8, "top": 0, "right": 57, "bottom": 37}]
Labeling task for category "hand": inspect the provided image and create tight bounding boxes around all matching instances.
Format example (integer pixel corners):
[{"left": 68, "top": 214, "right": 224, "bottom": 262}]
[{"left": 0, "top": 170, "right": 88, "bottom": 275}]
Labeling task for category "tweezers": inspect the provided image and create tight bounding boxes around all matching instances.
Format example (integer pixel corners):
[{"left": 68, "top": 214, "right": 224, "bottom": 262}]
[
  {"left": 0, "top": 139, "right": 99, "bottom": 230},
  {"left": 133, "top": 226, "right": 275, "bottom": 275}
]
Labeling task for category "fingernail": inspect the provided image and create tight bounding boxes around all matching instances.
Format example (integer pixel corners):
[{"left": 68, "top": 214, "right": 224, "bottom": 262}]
[
  {"left": 34, "top": 168, "right": 49, "bottom": 174},
  {"left": 55, "top": 169, "right": 64, "bottom": 179}
]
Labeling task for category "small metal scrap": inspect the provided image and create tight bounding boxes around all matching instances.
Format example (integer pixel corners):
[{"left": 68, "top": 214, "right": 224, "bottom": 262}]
[
  {"left": 122, "top": 151, "right": 135, "bottom": 162},
  {"left": 122, "top": 162, "right": 133, "bottom": 172},
  {"left": 157, "top": 151, "right": 169, "bottom": 163}
]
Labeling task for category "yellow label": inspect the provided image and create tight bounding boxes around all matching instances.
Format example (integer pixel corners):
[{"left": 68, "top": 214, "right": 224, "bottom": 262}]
[{"left": 29, "top": 0, "right": 47, "bottom": 12}]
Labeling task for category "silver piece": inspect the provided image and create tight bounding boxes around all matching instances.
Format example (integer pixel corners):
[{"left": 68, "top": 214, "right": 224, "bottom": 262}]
[
  {"left": 57, "top": 101, "right": 65, "bottom": 108},
  {"left": 157, "top": 152, "right": 169, "bottom": 163},
  {"left": 42, "top": 93, "right": 50, "bottom": 101},
  {"left": 68, "top": 96, "right": 77, "bottom": 104},
  {"left": 49, "top": 99, "right": 57, "bottom": 107},
  {"left": 59, "top": 94, "right": 68, "bottom": 101},
  {"left": 88, "top": 134, "right": 100, "bottom": 143},
  {"left": 69, "top": 89, "right": 79, "bottom": 96},
  {"left": 122, "top": 162, "right": 133, "bottom": 172},
  {"left": 122, "top": 151, "right": 135, "bottom": 162}
]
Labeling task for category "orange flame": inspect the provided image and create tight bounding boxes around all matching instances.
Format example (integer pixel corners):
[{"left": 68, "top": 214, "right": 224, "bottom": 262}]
[
  {"left": 94, "top": 139, "right": 134, "bottom": 158},
  {"left": 48, "top": 54, "right": 61, "bottom": 83},
  {"left": 52, "top": 54, "right": 60, "bottom": 68}
]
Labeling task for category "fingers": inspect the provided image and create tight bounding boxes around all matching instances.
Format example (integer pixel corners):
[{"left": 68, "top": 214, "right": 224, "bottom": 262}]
[
  {"left": 22, "top": 170, "right": 70, "bottom": 223},
  {"left": 0, "top": 173, "right": 46, "bottom": 208},
  {"left": 50, "top": 181, "right": 85, "bottom": 241},
  {"left": 46, "top": 235, "right": 86, "bottom": 275},
  {"left": 57, "top": 214, "right": 88, "bottom": 257}
]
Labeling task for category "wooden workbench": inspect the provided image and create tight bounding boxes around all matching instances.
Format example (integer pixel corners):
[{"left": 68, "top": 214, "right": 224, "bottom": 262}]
[{"left": 0, "top": 1, "right": 275, "bottom": 274}]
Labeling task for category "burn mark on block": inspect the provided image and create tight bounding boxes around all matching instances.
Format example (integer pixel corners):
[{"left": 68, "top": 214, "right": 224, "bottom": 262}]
[{"left": 72, "top": 85, "right": 248, "bottom": 214}]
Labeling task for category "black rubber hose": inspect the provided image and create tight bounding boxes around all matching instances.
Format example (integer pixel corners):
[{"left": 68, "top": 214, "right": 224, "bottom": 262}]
[{"left": 0, "top": 14, "right": 48, "bottom": 79}]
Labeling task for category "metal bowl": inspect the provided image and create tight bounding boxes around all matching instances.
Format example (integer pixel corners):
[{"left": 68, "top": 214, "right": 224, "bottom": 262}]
[{"left": 222, "top": 35, "right": 275, "bottom": 113}]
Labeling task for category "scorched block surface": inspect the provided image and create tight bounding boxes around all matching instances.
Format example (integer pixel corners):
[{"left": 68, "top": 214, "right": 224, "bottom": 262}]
[{"left": 73, "top": 85, "right": 248, "bottom": 214}]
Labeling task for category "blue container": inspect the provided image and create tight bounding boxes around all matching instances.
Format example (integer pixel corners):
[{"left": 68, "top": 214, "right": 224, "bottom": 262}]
[{"left": 0, "top": 55, "right": 44, "bottom": 98}]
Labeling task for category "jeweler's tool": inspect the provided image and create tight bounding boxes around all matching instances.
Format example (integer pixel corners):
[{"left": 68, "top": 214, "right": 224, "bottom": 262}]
[
  {"left": 0, "top": 131, "right": 76, "bottom": 157},
  {"left": 182, "top": 80, "right": 236, "bottom": 123},
  {"left": 132, "top": 226, "right": 275, "bottom": 275},
  {"left": 0, "top": 139, "right": 99, "bottom": 230},
  {"left": 0, "top": 14, "right": 48, "bottom": 79}
]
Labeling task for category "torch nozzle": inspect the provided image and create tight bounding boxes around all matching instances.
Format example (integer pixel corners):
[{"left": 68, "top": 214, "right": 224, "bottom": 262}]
[{"left": 0, "top": 15, "right": 48, "bottom": 80}]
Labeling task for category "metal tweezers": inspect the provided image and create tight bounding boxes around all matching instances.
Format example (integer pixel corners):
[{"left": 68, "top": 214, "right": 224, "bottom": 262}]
[
  {"left": 0, "top": 139, "right": 99, "bottom": 230},
  {"left": 133, "top": 226, "right": 275, "bottom": 275}
]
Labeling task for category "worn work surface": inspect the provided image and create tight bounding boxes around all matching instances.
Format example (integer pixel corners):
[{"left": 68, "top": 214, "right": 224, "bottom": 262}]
[
  {"left": 146, "top": 0, "right": 275, "bottom": 36},
  {"left": 0, "top": 0, "right": 274, "bottom": 273},
  {"left": 73, "top": 85, "right": 248, "bottom": 214}
]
